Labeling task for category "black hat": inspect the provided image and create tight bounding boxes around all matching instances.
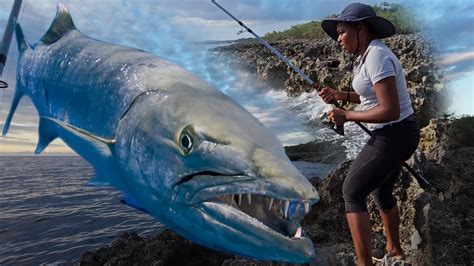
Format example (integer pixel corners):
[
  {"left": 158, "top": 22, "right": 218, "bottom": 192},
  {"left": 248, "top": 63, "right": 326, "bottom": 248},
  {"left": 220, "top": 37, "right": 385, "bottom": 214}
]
[{"left": 321, "top": 3, "right": 396, "bottom": 41}]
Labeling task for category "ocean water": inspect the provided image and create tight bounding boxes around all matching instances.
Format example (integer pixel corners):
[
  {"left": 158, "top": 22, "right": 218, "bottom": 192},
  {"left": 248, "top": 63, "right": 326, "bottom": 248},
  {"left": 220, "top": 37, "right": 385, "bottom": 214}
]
[
  {"left": 0, "top": 155, "right": 335, "bottom": 265},
  {"left": 0, "top": 156, "right": 162, "bottom": 265}
]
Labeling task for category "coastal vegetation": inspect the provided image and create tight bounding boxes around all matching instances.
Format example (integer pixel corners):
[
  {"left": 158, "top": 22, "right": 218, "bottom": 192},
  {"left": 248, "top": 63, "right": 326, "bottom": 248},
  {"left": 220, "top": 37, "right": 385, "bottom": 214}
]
[{"left": 264, "top": 2, "right": 417, "bottom": 41}]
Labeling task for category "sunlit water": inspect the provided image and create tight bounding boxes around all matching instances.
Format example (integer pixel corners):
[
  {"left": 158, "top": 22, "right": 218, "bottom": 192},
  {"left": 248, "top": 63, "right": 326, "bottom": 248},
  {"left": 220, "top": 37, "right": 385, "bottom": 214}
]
[{"left": 0, "top": 155, "right": 336, "bottom": 265}]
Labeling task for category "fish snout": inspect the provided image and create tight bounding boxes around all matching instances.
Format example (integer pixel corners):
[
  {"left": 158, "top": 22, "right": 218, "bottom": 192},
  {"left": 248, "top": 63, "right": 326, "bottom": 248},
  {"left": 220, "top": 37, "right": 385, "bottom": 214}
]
[{"left": 252, "top": 148, "right": 319, "bottom": 203}]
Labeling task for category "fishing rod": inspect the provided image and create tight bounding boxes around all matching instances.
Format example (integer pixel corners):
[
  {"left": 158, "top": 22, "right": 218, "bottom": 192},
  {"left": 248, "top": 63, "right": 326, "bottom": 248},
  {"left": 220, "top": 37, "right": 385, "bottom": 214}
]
[
  {"left": 0, "top": 0, "right": 23, "bottom": 89},
  {"left": 211, "top": 0, "right": 431, "bottom": 189}
]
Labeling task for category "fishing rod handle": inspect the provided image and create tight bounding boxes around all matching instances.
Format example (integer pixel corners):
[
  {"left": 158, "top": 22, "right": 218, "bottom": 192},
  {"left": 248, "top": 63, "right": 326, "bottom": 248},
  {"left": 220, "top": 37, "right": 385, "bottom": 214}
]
[
  {"left": 313, "top": 82, "right": 344, "bottom": 135},
  {"left": 329, "top": 100, "right": 345, "bottom": 135}
]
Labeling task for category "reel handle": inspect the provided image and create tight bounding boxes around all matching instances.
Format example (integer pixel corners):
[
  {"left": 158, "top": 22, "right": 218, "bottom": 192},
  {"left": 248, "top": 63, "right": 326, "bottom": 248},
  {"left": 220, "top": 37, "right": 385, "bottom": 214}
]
[{"left": 320, "top": 112, "right": 345, "bottom": 136}]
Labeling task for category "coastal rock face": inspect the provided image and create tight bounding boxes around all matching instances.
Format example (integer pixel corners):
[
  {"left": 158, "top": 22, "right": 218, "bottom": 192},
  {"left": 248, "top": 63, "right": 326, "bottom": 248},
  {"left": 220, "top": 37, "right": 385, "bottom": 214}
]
[
  {"left": 213, "top": 35, "right": 448, "bottom": 127},
  {"left": 409, "top": 117, "right": 474, "bottom": 264},
  {"left": 308, "top": 117, "right": 474, "bottom": 265}
]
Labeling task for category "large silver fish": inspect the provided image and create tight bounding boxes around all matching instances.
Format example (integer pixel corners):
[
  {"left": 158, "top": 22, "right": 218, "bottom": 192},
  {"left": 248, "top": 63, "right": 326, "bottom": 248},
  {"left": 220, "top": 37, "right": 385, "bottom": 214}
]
[{"left": 3, "top": 4, "right": 319, "bottom": 263}]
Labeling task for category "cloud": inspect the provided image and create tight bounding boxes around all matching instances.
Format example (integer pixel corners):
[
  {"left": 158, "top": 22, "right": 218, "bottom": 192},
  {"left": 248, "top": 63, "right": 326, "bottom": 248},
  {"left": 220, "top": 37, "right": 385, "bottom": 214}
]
[
  {"left": 440, "top": 50, "right": 474, "bottom": 80},
  {"left": 441, "top": 51, "right": 474, "bottom": 66},
  {"left": 171, "top": 16, "right": 236, "bottom": 28},
  {"left": 0, "top": 139, "right": 73, "bottom": 153}
]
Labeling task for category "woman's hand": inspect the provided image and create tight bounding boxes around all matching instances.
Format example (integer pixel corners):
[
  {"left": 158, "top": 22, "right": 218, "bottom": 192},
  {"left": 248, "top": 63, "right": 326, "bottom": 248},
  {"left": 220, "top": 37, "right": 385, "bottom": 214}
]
[
  {"left": 327, "top": 108, "right": 347, "bottom": 126},
  {"left": 318, "top": 87, "right": 340, "bottom": 104}
]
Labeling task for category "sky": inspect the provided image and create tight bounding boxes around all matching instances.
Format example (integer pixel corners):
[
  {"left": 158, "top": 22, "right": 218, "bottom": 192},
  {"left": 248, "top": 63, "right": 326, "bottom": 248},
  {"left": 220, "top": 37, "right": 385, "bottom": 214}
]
[{"left": 0, "top": 0, "right": 472, "bottom": 154}]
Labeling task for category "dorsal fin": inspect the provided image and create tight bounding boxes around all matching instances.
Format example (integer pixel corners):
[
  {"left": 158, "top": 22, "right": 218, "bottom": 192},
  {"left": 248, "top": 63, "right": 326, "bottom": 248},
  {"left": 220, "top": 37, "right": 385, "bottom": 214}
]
[{"left": 40, "top": 3, "right": 76, "bottom": 44}]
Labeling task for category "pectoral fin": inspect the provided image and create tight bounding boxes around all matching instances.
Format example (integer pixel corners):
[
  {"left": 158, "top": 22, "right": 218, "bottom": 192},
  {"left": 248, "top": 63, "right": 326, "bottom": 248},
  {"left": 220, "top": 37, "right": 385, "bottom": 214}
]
[
  {"left": 87, "top": 174, "right": 113, "bottom": 187},
  {"left": 121, "top": 195, "right": 149, "bottom": 214},
  {"left": 36, "top": 117, "right": 117, "bottom": 183},
  {"left": 36, "top": 117, "right": 114, "bottom": 156}
]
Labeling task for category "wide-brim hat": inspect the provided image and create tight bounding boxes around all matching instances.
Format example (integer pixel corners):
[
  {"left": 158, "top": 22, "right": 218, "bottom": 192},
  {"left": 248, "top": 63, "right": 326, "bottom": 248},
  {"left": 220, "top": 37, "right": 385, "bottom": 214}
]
[{"left": 321, "top": 3, "right": 396, "bottom": 41}]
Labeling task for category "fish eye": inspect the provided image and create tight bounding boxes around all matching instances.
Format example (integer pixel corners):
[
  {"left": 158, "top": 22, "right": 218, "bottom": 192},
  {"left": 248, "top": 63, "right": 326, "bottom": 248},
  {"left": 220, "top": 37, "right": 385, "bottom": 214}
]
[
  {"left": 180, "top": 133, "right": 193, "bottom": 151},
  {"left": 178, "top": 125, "right": 199, "bottom": 155}
]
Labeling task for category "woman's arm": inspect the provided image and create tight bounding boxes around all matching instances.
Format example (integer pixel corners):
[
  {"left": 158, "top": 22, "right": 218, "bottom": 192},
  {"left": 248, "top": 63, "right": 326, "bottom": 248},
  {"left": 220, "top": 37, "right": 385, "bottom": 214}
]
[
  {"left": 318, "top": 88, "right": 361, "bottom": 104},
  {"left": 345, "top": 91, "right": 361, "bottom": 104},
  {"left": 328, "top": 76, "right": 400, "bottom": 125}
]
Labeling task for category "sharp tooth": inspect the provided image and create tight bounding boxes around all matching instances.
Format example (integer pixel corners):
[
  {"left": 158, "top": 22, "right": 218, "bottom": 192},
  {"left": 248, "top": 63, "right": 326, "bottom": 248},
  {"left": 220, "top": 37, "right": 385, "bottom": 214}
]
[
  {"left": 295, "top": 203, "right": 301, "bottom": 213},
  {"left": 284, "top": 200, "right": 289, "bottom": 218},
  {"left": 231, "top": 194, "right": 235, "bottom": 206},
  {"left": 294, "top": 227, "right": 302, "bottom": 238},
  {"left": 238, "top": 194, "right": 242, "bottom": 206},
  {"left": 304, "top": 202, "right": 310, "bottom": 214},
  {"left": 247, "top": 194, "right": 251, "bottom": 205},
  {"left": 268, "top": 198, "right": 274, "bottom": 211}
]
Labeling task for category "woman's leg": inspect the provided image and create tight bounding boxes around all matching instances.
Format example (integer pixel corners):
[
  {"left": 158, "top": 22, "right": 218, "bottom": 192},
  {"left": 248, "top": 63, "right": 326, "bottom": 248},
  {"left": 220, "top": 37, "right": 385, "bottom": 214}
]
[
  {"left": 343, "top": 122, "right": 418, "bottom": 265},
  {"left": 347, "top": 212, "right": 373, "bottom": 266},
  {"left": 372, "top": 166, "right": 405, "bottom": 258},
  {"left": 373, "top": 121, "right": 419, "bottom": 259},
  {"left": 343, "top": 151, "right": 391, "bottom": 265},
  {"left": 379, "top": 206, "right": 405, "bottom": 259}
]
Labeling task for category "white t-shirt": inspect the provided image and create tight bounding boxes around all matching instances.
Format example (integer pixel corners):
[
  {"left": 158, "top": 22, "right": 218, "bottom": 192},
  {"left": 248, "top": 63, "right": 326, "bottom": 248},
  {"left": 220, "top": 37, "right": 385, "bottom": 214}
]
[{"left": 352, "top": 39, "right": 414, "bottom": 130}]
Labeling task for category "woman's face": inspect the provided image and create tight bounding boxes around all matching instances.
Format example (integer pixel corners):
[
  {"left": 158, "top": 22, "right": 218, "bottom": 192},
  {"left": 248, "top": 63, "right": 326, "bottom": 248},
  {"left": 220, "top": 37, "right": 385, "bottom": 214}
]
[{"left": 336, "top": 22, "right": 358, "bottom": 54}]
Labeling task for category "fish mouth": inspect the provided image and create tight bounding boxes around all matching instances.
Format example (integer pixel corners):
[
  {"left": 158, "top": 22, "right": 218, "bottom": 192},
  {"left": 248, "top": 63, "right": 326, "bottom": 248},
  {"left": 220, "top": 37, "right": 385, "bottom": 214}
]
[
  {"left": 207, "top": 193, "right": 309, "bottom": 237},
  {"left": 175, "top": 173, "right": 317, "bottom": 260}
]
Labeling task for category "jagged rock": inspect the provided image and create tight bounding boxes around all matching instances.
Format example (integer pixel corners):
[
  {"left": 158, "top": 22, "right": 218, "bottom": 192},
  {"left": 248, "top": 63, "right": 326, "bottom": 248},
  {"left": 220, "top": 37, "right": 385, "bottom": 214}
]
[
  {"left": 299, "top": 117, "right": 472, "bottom": 265},
  {"left": 78, "top": 231, "right": 234, "bottom": 266},
  {"left": 284, "top": 140, "right": 346, "bottom": 165},
  {"left": 302, "top": 160, "right": 353, "bottom": 263},
  {"left": 408, "top": 117, "right": 474, "bottom": 264}
]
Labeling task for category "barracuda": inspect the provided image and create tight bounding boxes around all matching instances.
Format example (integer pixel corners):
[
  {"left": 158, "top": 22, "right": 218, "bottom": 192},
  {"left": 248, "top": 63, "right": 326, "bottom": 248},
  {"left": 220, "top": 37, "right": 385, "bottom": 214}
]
[{"left": 2, "top": 4, "right": 319, "bottom": 263}]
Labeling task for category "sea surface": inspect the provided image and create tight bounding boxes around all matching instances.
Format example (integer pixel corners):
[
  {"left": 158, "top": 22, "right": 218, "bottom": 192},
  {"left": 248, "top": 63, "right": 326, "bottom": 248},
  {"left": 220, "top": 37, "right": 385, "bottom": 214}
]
[
  {"left": 0, "top": 155, "right": 335, "bottom": 265},
  {"left": 0, "top": 156, "right": 162, "bottom": 265}
]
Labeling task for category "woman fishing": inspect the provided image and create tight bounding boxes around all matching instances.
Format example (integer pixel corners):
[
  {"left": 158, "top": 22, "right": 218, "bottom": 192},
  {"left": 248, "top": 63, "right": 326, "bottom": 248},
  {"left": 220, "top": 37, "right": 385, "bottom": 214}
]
[{"left": 319, "top": 3, "right": 420, "bottom": 265}]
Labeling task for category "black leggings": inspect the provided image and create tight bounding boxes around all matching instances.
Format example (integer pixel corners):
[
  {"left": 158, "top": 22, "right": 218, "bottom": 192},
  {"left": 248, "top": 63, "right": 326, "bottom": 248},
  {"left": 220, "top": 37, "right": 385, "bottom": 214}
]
[{"left": 343, "top": 117, "right": 420, "bottom": 213}]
